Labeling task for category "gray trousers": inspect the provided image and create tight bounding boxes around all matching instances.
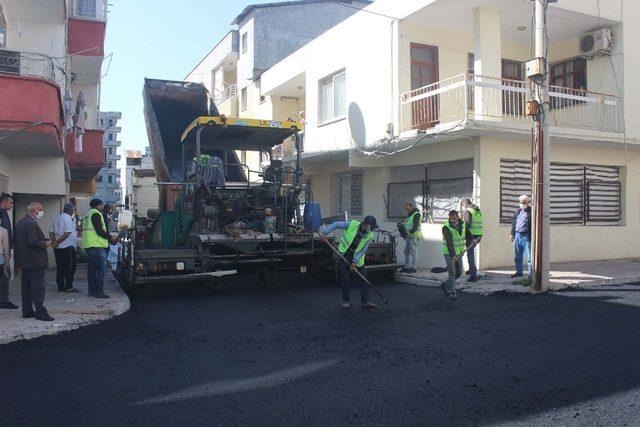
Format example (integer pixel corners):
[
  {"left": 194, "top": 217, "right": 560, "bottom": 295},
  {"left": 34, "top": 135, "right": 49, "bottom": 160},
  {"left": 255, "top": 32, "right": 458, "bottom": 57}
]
[
  {"left": 404, "top": 237, "right": 418, "bottom": 269},
  {"left": 21, "top": 269, "right": 47, "bottom": 317},
  {"left": 443, "top": 254, "right": 463, "bottom": 297},
  {"left": 0, "top": 265, "right": 8, "bottom": 302}
]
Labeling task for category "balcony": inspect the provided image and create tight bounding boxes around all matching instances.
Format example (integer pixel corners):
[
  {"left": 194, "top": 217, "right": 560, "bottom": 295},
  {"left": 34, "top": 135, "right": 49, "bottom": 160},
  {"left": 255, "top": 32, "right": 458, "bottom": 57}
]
[
  {"left": 66, "top": 129, "right": 106, "bottom": 181},
  {"left": 213, "top": 83, "right": 239, "bottom": 116},
  {"left": 400, "top": 74, "right": 620, "bottom": 137},
  {"left": 0, "top": 51, "right": 64, "bottom": 157},
  {"left": 67, "top": 0, "right": 107, "bottom": 85}
]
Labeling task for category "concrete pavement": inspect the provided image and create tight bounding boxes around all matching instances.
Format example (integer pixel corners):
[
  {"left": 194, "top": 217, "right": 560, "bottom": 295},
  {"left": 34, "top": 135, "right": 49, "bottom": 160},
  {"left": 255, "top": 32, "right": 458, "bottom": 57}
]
[
  {"left": 0, "top": 264, "right": 130, "bottom": 344},
  {"left": 395, "top": 258, "right": 640, "bottom": 295}
]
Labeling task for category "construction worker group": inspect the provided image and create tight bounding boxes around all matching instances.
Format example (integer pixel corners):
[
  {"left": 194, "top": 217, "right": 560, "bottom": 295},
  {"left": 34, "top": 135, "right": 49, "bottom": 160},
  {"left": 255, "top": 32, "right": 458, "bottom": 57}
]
[{"left": 320, "top": 198, "right": 487, "bottom": 307}]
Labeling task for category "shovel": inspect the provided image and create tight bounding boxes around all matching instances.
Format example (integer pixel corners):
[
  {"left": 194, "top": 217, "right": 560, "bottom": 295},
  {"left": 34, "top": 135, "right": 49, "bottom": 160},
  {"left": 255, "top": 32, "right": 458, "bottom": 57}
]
[{"left": 320, "top": 237, "right": 389, "bottom": 304}]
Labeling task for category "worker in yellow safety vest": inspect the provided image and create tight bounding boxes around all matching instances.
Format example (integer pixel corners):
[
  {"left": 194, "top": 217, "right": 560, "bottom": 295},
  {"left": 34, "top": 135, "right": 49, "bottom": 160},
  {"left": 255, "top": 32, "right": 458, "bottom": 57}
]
[
  {"left": 461, "top": 198, "right": 483, "bottom": 282},
  {"left": 320, "top": 216, "right": 379, "bottom": 310},
  {"left": 82, "top": 199, "right": 117, "bottom": 299},
  {"left": 399, "top": 202, "right": 422, "bottom": 274},
  {"left": 441, "top": 210, "right": 475, "bottom": 300}
]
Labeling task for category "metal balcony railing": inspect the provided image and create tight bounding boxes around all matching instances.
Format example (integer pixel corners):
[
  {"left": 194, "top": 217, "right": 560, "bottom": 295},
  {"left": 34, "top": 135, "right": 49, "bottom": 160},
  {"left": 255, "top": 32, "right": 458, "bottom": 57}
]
[
  {"left": 0, "top": 49, "right": 56, "bottom": 81},
  {"left": 400, "top": 73, "right": 619, "bottom": 134},
  {"left": 70, "top": 0, "right": 107, "bottom": 21},
  {"left": 213, "top": 83, "right": 238, "bottom": 104}
]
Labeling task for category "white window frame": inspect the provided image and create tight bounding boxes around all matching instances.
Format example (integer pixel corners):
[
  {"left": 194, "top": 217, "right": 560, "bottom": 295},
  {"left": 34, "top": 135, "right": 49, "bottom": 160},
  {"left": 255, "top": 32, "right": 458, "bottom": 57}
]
[
  {"left": 241, "top": 32, "right": 248, "bottom": 54},
  {"left": 240, "top": 87, "right": 248, "bottom": 111},
  {"left": 319, "top": 70, "right": 346, "bottom": 124},
  {"left": 75, "top": 0, "right": 97, "bottom": 19}
]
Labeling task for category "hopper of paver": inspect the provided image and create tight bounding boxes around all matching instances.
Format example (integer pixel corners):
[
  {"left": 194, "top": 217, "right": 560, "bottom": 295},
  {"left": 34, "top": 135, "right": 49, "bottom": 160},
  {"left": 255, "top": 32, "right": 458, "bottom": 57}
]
[{"left": 142, "top": 78, "right": 245, "bottom": 210}]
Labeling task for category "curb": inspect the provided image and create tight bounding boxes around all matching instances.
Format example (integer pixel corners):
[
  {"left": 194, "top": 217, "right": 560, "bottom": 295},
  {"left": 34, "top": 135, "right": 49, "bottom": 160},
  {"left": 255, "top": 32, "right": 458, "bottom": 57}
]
[
  {"left": 395, "top": 273, "right": 640, "bottom": 295},
  {"left": 0, "top": 288, "right": 131, "bottom": 345}
]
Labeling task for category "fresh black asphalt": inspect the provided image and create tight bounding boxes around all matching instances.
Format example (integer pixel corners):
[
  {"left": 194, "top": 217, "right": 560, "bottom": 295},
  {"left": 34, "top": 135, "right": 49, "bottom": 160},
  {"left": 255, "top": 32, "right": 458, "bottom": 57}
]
[{"left": 2, "top": 277, "right": 640, "bottom": 426}]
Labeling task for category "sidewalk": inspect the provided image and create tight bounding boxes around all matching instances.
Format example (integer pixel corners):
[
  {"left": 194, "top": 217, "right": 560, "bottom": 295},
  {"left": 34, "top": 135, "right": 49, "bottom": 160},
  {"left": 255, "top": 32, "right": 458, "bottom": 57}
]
[
  {"left": 395, "top": 258, "right": 640, "bottom": 295},
  {"left": 0, "top": 264, "right": 130, "bottom": 344}
]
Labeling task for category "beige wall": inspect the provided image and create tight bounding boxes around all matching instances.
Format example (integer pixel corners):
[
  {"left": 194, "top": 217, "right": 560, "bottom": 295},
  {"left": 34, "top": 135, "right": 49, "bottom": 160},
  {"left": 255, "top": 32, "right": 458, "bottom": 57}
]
[
  {"left": 478, "top": 136, "right": 640, "bottom": 268},
  {"left": 11, "top": 157, "right": 67, "bottom": 196}
]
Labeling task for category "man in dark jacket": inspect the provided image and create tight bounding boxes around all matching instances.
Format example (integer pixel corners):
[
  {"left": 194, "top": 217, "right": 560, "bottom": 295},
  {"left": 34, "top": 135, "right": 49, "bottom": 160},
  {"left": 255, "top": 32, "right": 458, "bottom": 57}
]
[
  {"left": 510, "top": 195, "right": 532, "bottom": 278},
  {"left": 15, "top": 202, "right": 55, "bottom": 321},
  {"left": 0, "top": 193, "right": 13, "bottom": 249}
]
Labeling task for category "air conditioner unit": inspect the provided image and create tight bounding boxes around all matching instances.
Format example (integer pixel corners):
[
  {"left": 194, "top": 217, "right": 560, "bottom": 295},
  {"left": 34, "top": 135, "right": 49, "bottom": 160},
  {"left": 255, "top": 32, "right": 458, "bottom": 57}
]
[{"left": 579, "top": 28, "right": 612, "bottom": 57}]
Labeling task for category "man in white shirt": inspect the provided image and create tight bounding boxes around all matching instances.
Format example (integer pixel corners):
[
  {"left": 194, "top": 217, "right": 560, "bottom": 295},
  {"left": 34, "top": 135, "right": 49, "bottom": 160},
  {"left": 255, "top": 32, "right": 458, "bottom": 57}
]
[{"left": 50, "top": 203, "right": 79, "bottom": 293}]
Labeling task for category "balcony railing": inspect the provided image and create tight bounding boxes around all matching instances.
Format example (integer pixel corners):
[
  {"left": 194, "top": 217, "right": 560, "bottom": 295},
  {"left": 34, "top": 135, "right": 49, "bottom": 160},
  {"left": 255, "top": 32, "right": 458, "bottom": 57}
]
[
  {"left": 0, "top": 49, "right": 56, "bottom": 81},
  {"left": 400, "top": 73, "right": 619, "bottom": 134},
  {"left": 213, "top": 83, "right": 237, "bottom": 104},
  {"left": 70, "top": 0, "right": 107, "bottom": 21}
]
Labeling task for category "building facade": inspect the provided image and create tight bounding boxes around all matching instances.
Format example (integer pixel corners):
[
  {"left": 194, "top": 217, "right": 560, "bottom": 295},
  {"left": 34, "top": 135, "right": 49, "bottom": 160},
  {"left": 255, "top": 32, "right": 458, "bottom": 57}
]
[
  {"left": 184, "top": 0, "right": 370, "bottom": 173},
  {"left": 96, "top": 111, "right": 122, "bottom": 205},
  {"left": 0, "top": 0, "right": 108, "bottom": 255},
  {"left": 123, "top": 149, "right": 153, "bottom": 209},
  {"left": 260, "top": 0, "right": 640, "bottom": 270}
]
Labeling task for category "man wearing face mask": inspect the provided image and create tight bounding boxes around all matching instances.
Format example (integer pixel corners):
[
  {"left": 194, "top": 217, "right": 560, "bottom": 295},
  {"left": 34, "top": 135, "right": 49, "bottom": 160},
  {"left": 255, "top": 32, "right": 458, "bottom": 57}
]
[
  {"left": 50, "top": 203, "right": 79, "bottom": 293},
  {"left": 14, "top": 202, "right": 56, "bottom": 321},
  {"left": 320, "top": 216, "right": 379, "bottom": 310},
  {"left": 510, "top": 195, "right": 532, "bottom": 278}
]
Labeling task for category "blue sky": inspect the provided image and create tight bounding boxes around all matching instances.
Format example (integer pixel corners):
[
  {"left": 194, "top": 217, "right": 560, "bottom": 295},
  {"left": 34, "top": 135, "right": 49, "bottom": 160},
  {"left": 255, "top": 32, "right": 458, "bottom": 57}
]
[{"left": 101, "top": 0, "right": 274, "bottom": 156}]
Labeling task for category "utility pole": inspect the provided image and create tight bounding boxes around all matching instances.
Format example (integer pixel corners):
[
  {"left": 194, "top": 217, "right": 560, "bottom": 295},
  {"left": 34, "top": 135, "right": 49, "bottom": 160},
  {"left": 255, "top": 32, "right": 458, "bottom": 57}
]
[{"left": 529, "top": 0, "right": 552, "bottom": 292}]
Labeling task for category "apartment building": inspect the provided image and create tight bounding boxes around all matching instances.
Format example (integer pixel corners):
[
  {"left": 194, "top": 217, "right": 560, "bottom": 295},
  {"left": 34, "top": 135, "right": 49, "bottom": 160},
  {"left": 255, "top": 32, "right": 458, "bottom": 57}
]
[
  {"left": 123, "top": 148, "right": 153, "bottom": 209},
  {"left": 0, "top": 0, "right": 108, "bottom": 239},
  {"left": 96, "top": 111, "right": 122, "bottom": 205},
  {"left": 260, "top": 0, "right": 640, "bottom": 269},
  {"left": 184, "top": 0, "right": 370, "bottom": 172}
]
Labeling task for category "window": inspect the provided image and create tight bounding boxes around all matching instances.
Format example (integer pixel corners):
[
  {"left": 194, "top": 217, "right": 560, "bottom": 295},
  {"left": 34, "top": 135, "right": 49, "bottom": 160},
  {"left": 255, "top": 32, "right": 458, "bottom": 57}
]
[
  {"left": 103, "top": 148, "right": 107, "bottom": 162},
  {"left": 108, "top": 175, "right": 113, "bottom": 184},
  {"left": 241, "top": 32, "right": 248, "bottom": 53},
  {"left": 108, "top": 133, "right": 113, "bottom": 141},
  {"left": 108, "top": 119, "right": 114, "bottom": 126},
  {"left": 100, "top": 119, "right": 104, "bottom": 127},
  {"left": 499, "top": 159, "right": 622, "bottom": 225},
  {"left": 75, "top": 0, "right": 97, "bottom": 19},
  {"left": 330, "top": 171, "right": 362, "bottom": 217},
  {"left": 240, "top": 87, "right": 247, "bottom": 111},
  {"left": 426, "top": 159, "right": 474, "bottom": 223},
  {"left": 551, "top": 58, "right": 587, "bottom": 90},
  {"left": 0, "top": 4, "right": 6, "bottom": 49},
  {"left": 108, "top": 147, "right": 113, "bottom": 155},
  {"left": 96, "top": 175, "right": 103, "bottom": 183},
  {"left": 387, "top": 182, "right": 425, "bottom": 219},
  {"left": 320, "top": 71, "right": 346, "bottom": 123}
]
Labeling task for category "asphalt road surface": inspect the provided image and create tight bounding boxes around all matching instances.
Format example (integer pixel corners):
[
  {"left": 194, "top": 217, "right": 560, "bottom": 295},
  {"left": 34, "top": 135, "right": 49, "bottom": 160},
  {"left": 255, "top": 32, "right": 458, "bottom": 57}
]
[{"left": 2, "top": 277, "right": 640, "bottom": 426}]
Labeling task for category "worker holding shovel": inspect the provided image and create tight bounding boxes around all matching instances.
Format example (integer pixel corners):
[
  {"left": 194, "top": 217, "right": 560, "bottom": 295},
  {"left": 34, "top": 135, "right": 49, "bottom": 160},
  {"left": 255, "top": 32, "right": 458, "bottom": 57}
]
[
  {"left": 320, "top": 216, "right": 380, "bottom": 310},
  {"left": 441, "top": 210, "right": 476, "bottom": 300}
]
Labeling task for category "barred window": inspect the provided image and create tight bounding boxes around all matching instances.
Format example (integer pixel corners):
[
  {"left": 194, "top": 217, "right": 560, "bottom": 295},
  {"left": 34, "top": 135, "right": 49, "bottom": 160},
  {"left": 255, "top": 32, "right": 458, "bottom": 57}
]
[
  {"left": 387, "top": 181, "right": 425, "bottom": 219},
  {"left": 500, "top": 159, "right": 621, "bottom": 226},
  {"left": 331, "top": 171, "right": 362, "bottom": 217},
  {"left": 426, "top": 159, "right": 473, "bottom": 223},
  {"left": 75, "top": 0, "right": 97, "bottom": 19}
]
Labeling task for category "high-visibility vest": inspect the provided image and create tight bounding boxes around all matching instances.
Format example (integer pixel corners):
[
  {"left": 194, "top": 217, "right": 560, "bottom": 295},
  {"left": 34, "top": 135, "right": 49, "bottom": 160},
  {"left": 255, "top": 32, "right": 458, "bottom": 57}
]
[
  {"left": 338, "top": 220, "right": 374, "bottom": 267},
  {"left": 404, "top": 211, "right": 422, "bottom": 238},
  {"left": 466, "top": 207, "right": 484, "bottom": 236},
  {"left": 442, "top": 222, "right": 466, "bottom": 256},
  {"left": 82, "top": 209, "right": 108, "bottom": 249},
  {"left": 193, "top": 154, "right": 212, "bottom": 168}
]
